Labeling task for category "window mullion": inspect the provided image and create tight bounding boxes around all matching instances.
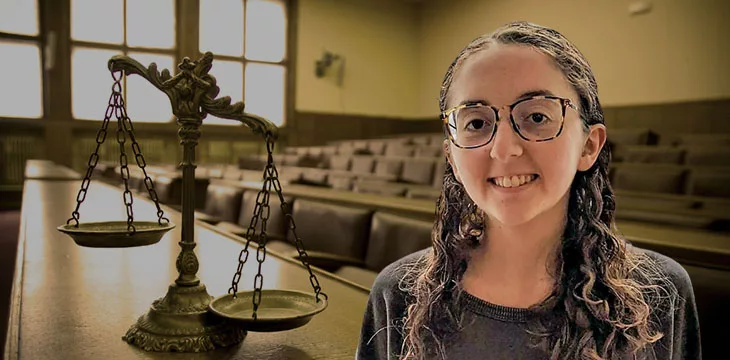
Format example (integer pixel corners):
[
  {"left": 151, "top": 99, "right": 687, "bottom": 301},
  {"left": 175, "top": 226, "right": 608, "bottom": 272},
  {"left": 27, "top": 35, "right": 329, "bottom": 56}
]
[
  {"left": 285, "top": 0, "right": 296, "bottom": 127},
  {"left": 241, "top": 0, "right": 247, "bottom": 103},
  {"left": 37, "top": 0, "right": 49, "bottom": 120},
  {"left": 178, "top": 0, "right": 200, "bottom": 62},
  {"left": 43, "top": 0, "right": 72, "bottom": 121},
  {"left": 123, "top": 0, "right": 128, "bottom": 46},
  {"left": 37, "top": 0, "right": 74, "bottom": 168}
]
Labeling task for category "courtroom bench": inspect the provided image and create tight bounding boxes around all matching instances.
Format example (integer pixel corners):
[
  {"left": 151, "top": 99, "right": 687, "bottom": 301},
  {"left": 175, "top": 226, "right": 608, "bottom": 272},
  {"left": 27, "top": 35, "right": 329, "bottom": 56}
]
[
  {"left": 101, "top": 167, "right": 730, "bottom": 271},
  {"left": 197, "top": 179, "right": 730, "bottom": 271}
]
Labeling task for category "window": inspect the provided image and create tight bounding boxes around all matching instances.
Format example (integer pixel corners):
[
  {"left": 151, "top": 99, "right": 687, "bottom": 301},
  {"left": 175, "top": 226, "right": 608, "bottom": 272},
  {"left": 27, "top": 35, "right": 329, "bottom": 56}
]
[
  {"left": 3, "top": 0, "right": 290, "bottom": 127},
  {"left": 0, "top": 0, "right": 43, "bottom": 119},
  {"left": 70, "top": 0, "right": 176, "bottom": 123},
  {"left": 199, "top": 0, "right": 288, "bottom": 126}
]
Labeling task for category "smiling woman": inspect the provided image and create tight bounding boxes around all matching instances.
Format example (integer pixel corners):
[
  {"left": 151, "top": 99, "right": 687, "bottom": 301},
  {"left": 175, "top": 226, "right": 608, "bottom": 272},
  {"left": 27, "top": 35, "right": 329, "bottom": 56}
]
[{"left": 357, "top": 21, "right": 701, "bottom": 360}]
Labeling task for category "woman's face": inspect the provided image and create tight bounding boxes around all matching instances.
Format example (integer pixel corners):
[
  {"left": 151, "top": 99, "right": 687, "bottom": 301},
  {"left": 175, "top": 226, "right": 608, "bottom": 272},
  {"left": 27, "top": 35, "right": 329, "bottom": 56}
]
[{"left": 445, "top": 44, "right": 605, "bottom": 228}]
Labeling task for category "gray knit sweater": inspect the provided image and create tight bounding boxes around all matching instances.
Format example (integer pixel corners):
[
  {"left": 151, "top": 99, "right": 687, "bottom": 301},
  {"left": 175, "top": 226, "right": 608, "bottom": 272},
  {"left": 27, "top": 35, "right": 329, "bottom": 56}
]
[{"left": 356, "top": 247, "right": 701, "bottom": 359}]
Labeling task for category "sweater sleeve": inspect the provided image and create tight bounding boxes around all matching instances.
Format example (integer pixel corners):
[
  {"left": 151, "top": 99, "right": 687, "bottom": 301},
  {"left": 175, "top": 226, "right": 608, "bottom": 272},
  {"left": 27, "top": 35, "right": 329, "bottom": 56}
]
[
  {"left": 356, "top": 270, "right": 408, "bottom": 360},
  {"left": 356, "top": 250, "right": 425, "bottom": 360},
  {"left": 670, "top": 267, "right": 702, "bottom": 360},
  {"left": 644, "top": 249, "right": 702, "bottom": 360},
  {"left": 356, "top": 286, "right": 391, "bottom": 359}
]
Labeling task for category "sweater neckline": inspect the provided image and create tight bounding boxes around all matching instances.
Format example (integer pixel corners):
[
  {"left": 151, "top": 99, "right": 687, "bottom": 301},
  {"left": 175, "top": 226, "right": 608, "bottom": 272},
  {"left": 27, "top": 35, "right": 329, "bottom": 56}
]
[{"left": 460, "top": 290, "right": 538, "bottom": 323}]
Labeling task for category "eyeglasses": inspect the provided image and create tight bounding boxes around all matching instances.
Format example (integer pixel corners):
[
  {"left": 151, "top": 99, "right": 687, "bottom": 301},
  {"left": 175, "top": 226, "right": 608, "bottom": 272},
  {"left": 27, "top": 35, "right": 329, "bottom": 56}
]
[{"left": 441, "top": 95, "right": 578, "bottom": 149}]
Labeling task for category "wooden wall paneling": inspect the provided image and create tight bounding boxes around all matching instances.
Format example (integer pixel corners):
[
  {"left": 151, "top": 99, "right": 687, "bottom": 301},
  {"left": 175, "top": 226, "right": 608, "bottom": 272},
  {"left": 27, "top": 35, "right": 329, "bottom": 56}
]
[
  {"left": 231, "top": 141, "right": 263, "bottom": 163},
  {"left": 602, "top": 107, "right": 618, "bottom": 128},
  {"left": 203, "top": 140, "right": 231, "bottom": 164},
  {"left": 44, "top": 122, "right": 72, "bottom": 167},
  {"left": 395, "top": 117, "right": 441, "bottom": 135},
  {"left": 0, "top": 133, "right": 45, "bottom": 184},
  {"left": 290, "top": 112, "right": 442, "bottom": 146},
  {"left": 611, "top": 99, "right": 730, "bottom": 145}
]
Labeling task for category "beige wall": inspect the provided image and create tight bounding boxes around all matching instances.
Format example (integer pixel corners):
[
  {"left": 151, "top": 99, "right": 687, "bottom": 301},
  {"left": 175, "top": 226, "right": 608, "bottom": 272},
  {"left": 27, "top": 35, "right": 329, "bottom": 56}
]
[
  {"left": 418, "top": 0, "right": 730, "bottom": 117},
  {"left": 295, "top": 0, "right": 420, "bottom": 118}
]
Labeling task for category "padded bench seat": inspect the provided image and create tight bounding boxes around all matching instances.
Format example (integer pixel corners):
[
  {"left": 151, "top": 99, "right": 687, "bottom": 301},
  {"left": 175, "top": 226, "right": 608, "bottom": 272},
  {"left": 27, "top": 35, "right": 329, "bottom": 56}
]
[
  {"left": 621, "top": 145, "right": 685, "bottom": 164},
  {"left": 263, "top": 199, "right": 373, "bottom": 268},
  {"left": 611, "top": 163, "right": 688, "bottom": 195},
  {"left": 335, "top": 212, "right": 433, "bottom": 288}
]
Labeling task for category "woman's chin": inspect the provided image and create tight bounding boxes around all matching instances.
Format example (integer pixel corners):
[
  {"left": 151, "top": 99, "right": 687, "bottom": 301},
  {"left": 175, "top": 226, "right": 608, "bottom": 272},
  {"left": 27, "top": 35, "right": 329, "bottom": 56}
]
[{"left": 484, "top": 206, "right": 539, "bottom": 228}]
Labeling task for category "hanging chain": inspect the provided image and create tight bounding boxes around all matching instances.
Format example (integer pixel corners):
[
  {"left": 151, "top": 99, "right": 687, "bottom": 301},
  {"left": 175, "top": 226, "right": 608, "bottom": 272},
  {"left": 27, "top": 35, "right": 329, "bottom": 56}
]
[
  {"left": 266, "top": 135, "right": 328, "bottom": 304},
  {"left": 116, "top": 89, "right": 170, "bottom": 226},
  {"left": 228, "top": 153, "right": 272, "bottom": 319},
  {"left": 66, "top": 71, "right": 120, "bottom": 227},
  {"left": 114, "top": 81, "right": 136, "bottom": 234},
  {"left": 66, "top": 69, "right": 170, "bottom": 231},
  {"left": 251, "top": 177, "right": 272, "bottom": 319},
  {"left": 228, "top": 133, "right": 327, "bottom": 320}
]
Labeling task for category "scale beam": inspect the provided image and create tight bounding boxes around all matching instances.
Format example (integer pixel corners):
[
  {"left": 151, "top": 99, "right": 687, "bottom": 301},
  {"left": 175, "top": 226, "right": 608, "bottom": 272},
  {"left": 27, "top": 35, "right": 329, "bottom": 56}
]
[{"left": 108, "top": 52, "right": 279, "bottom": 140}]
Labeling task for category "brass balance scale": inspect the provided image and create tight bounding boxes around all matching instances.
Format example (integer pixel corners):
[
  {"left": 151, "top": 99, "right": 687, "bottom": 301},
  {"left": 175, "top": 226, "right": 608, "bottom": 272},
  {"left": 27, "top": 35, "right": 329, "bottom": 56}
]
[{"left": 56, "top": 51, "right": 328, "bottom": 353}]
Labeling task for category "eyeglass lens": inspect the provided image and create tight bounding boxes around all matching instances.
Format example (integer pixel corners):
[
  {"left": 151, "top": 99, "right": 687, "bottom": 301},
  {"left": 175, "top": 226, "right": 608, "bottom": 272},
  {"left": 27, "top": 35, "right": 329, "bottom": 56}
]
[{"left": 447, "top": 98, "right": 563, "bottom": 147}]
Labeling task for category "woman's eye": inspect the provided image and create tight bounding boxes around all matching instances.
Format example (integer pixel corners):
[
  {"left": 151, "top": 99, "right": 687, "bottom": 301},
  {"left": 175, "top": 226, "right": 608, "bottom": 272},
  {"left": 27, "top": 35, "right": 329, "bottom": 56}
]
[
  {"left": 527, "top": 113, "right": 551, "bottom": 124},
  {"left": 464, "top": 119, "right": 488, "bottom": 130}
]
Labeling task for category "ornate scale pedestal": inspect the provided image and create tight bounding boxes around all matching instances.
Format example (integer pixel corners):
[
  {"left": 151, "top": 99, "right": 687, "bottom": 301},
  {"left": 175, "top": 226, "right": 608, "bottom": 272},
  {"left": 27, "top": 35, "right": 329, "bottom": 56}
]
[
  {"left": 123, "top": 283, "right": 244, "bottom": 352},
  {"left": 57, "top": 52, "right": 327, "bottom": 353}
]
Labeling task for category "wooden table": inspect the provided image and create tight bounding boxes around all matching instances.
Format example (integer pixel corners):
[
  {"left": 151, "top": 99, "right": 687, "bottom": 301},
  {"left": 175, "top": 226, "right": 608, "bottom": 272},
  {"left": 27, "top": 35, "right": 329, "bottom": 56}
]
[{"left": 4, "top": 178, "right": 370, "bottom": 359}]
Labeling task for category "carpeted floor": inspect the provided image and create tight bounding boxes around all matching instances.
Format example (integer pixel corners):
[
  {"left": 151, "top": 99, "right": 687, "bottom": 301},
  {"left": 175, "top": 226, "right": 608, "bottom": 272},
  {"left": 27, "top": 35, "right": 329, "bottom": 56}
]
[{"left": 0, "top": 210, "right": 20, "bottom": 356}]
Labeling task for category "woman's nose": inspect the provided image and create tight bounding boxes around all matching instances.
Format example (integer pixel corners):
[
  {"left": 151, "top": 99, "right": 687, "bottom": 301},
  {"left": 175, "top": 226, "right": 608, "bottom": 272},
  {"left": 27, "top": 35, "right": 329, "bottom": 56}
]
[{"left": 488, "top": 110, "right": 524, "bottom": 161}]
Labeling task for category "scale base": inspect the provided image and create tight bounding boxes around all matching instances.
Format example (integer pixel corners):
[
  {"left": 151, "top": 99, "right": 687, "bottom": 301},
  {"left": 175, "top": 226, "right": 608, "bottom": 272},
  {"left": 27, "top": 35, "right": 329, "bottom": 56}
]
[{"left": 123, "top": 283, "right": 245, "bottom": 352}]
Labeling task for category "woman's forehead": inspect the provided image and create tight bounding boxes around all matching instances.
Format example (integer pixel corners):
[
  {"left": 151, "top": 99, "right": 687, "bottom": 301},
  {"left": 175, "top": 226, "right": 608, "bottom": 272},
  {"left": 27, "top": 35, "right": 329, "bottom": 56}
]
[{"left": 448, "top": 44, "right": 577, "bottom": 108}]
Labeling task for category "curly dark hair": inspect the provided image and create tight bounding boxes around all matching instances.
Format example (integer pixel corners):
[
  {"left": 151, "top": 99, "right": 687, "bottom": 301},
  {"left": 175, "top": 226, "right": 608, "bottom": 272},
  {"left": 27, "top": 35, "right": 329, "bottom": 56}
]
[{"left": 398, "top": 21, "right": 677, "bottom": 360}]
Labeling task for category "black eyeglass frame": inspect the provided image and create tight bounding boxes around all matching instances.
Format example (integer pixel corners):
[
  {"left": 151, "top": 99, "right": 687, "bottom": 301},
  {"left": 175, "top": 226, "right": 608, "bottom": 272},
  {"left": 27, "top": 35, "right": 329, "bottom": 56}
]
[{"left": 441, "top": 95, "right": 579, "bottom": 149}]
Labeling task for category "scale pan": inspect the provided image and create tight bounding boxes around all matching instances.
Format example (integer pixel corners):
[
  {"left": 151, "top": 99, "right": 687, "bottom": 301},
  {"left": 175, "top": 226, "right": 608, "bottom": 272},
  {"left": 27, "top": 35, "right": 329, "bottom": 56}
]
[
  {"left": 57, "top": 221, "right": 175, "bottom": 248},
  {"left": 209, "top": 290, "right": 327, "bottom": 332}
]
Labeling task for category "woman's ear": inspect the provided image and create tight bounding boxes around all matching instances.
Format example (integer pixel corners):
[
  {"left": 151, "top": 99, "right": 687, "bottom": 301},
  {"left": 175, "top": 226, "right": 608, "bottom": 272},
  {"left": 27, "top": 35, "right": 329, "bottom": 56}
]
[
  {"left": 578, "top": 124, "right": 607, "bottom": 171},
  {"left": 443, "top": 139, "right": 462, "bottom": 183}
]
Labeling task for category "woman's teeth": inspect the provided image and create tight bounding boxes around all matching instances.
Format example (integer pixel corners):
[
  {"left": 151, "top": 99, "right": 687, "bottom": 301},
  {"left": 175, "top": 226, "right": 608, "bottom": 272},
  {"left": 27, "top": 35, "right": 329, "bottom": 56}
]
[{"left": 491, "top": 174, "right": 537, "bottom": 188}]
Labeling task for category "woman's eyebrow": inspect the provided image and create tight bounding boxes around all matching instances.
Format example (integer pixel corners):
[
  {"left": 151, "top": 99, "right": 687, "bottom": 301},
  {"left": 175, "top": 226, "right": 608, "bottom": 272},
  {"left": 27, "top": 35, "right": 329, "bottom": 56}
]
[
  {"left": 517, "top": 89, "right": 556, "bottom": 100},
  {"left": 457, "top": 89, "right": 557, "bottom": 107},
  {"left": 457, "top": 99, "right": 490, "bottom": 106}
]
